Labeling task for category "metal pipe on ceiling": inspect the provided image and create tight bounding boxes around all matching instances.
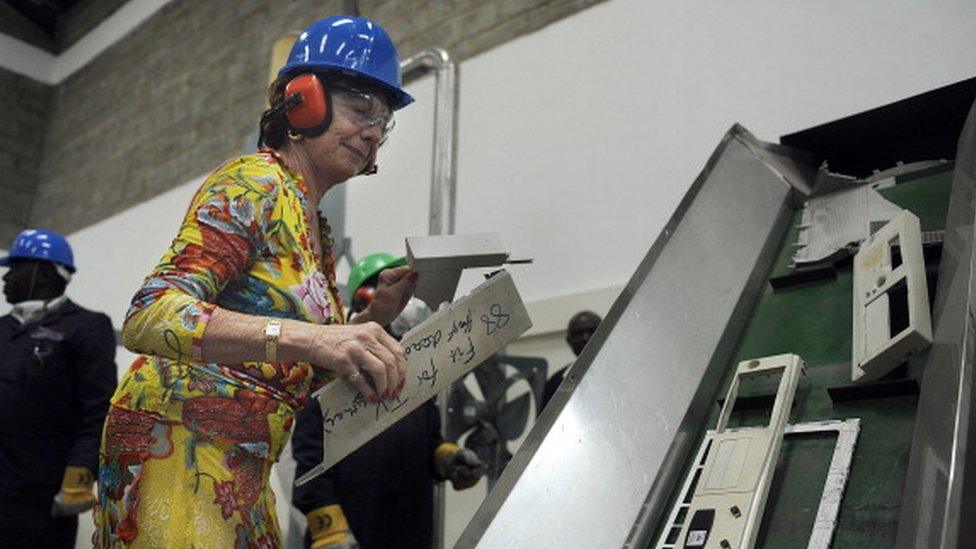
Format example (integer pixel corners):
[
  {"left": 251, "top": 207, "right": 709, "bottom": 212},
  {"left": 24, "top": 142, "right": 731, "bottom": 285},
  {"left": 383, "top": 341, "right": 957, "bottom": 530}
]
[{"left": 400, "top": 47, "right": 460, "bottom": 237}]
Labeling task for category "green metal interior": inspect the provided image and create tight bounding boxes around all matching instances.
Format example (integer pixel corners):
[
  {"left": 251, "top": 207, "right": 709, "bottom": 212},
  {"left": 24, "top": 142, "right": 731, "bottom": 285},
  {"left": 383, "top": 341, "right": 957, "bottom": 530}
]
[{"left": 653, "top": 163, "right": 955, "bottom": 548}]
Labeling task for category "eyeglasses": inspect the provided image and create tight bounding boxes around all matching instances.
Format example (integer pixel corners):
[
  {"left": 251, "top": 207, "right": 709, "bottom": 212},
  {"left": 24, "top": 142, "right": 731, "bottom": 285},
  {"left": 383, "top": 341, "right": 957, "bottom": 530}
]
[{"left": 331, "top": 86, "right": 396, "bottom": 141}]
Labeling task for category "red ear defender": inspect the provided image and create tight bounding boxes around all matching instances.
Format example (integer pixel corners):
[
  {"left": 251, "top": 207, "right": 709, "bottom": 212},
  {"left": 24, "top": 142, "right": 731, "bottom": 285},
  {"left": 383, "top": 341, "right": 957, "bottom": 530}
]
[
  {"left": 285, "top": 74, "right": 332, "bottom": 135},
  {"left": 353, "top": 286, "right": 376, "bottom": 312}
]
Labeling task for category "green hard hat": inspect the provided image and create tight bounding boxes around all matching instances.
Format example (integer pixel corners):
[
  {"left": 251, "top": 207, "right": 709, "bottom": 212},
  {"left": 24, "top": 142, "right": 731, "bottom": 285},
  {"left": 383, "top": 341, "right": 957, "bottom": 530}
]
[{"left": 347, "top": 252, "right": 408, "bottom": 300}]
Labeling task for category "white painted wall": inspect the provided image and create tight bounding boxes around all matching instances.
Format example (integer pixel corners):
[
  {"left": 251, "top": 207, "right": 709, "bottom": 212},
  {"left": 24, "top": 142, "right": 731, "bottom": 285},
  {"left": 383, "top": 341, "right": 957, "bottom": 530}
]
[
  {"left": 17, "top": 0, "right": 969, "bottom": 546},
  {"left": 353, "top": 0, "right": 976, "bottom": 307}
]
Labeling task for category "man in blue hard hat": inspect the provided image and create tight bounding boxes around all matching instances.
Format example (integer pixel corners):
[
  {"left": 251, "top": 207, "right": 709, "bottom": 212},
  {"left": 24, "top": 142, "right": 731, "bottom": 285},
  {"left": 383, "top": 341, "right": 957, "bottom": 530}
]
[{"left": 0, "top": 229, "right": 117, "bottom": 548}]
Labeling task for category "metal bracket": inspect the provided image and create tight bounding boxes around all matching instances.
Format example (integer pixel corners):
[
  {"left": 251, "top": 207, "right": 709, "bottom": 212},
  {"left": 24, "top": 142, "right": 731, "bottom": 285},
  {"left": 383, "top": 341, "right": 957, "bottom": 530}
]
[
  {"left": 406, "top": 233, "right": 510, "bottom": 310},
  {"left": 656, "top": 419, "right": 860, "bottom": 549},
  {"left": 675, "top": 353, "right": 804, "bottom": 549},
  {"left": 852, "top": 210, "right": 933, "bottom": 382}
]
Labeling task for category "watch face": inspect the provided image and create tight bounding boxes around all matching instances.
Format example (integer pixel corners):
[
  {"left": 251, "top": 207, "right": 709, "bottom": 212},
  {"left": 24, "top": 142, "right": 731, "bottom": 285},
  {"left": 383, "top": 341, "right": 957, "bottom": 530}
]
[
  {"left": 266, "top": 320, "right": 282, "bottom": 337},
  {"left": 265, "top": 321, "right": 281, "bottom": 361}
]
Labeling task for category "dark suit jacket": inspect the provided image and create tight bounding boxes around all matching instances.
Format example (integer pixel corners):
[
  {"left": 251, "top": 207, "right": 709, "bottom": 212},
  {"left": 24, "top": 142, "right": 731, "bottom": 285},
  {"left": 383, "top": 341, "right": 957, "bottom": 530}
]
[
  {"left": 291, "top": 397, "right": 443, "bottom": 549},
  {"left": 0, "top": 299, "right": 117, "bottom": 504}
]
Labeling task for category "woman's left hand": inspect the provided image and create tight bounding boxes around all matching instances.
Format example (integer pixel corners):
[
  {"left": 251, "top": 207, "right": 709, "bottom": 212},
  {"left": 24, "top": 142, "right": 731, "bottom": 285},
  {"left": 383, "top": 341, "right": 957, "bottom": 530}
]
[{"left": 355, "top": 266, "right": 418, "bottom": 326}]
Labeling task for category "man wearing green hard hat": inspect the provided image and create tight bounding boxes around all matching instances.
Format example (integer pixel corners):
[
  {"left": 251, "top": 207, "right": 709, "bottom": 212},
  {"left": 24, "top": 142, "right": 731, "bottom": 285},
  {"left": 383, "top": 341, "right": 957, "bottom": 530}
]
[
  {"left": 292, "top": 252, "right": 486, "bottom": 549},
  {"left": 347, "top": 253, "right": 408, "bottom": 322}
]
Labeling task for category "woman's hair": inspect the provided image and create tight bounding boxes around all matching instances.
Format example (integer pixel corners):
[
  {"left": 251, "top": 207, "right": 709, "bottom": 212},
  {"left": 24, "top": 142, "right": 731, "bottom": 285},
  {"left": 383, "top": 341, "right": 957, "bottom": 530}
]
[
  {"left": 258, "top": 75, "right": 292, "bottom": 149},
  {"left": 258, "top": 71, "right": 395, "bottom": 150}
]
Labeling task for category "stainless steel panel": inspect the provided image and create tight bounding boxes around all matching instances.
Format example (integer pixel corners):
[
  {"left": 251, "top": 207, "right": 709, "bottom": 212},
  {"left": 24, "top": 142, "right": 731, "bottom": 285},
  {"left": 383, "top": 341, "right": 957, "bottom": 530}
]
[
  {"left": 895, "top": 99, "right": 976, "bottom": 548},
  {"left": 457, "top": 126, "right": 806, "bottom": 547}
]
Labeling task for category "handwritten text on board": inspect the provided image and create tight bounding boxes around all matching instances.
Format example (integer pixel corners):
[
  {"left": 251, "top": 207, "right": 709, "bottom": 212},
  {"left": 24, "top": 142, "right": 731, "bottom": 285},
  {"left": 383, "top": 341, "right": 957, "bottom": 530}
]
[{"left": 296, "top": 270, "right": 531, "bottom": 486}]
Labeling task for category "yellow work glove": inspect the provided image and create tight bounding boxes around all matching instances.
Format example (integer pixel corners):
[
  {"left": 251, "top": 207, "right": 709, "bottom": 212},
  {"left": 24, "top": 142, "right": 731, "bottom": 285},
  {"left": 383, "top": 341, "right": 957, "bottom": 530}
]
[
  {"left": 307, "top": 504, "right": 358, "bottom": 549},
  {"left": 51, "top": 466, "right": 97, "bottom": 517},
  {"left": 434, "top": 442, "right": 487, "bottom": 490}
]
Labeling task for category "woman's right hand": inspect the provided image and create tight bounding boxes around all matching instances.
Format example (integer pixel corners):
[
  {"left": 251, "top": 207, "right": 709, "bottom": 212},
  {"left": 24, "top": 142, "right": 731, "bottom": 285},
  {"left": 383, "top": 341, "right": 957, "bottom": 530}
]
[{"left": 309, "top": 321, "right": 406, "bottom": 402}]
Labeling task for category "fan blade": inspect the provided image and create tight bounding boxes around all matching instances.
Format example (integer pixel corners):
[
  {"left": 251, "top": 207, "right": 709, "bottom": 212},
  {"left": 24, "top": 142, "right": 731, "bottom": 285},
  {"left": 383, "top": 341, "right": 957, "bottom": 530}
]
[
  {"left": 495, "top": 393, "right": 531, "bottom": 440},
  {"left": 445, "top": 380, "right": 479, "bottom": 442},
  {"left": 498, "top": 355, "right": 549, "bottom": 413},
  {"left": 473, "top": 357, "right": 507, "bottom": 405}
]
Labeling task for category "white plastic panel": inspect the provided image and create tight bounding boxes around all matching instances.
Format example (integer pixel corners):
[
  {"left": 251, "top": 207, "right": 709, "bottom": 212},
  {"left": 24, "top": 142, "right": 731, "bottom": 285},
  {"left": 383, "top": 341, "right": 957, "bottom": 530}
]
[
  {"left": 677, "top": 353, "right": 804, "bottom": 549},
  {"left": 852, "top": 210, "right": 933, "bottom": 382},
  {"left": 656, "top": 419, "right": 860, "bottom": 549}
]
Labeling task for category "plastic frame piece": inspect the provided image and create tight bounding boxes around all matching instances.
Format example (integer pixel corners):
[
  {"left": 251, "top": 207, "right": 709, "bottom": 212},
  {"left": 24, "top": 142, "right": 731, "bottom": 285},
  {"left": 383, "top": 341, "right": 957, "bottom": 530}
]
[
  {"left": 852, "top": 210, "right": 932, "bottom": 382},
  {"left": 674, "top": 353, "right": 804, "bottom": 549},
  {"left": 656, "top": 419, "right": 860, "bottom": 549}
]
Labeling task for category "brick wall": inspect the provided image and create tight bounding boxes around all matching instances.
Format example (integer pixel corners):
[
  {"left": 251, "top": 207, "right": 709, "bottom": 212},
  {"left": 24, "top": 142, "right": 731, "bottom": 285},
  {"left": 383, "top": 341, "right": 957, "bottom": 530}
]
[
  {"left": 0, "top": 0, "right": 128, "bottom": 244},
  {"left": 24, "top": 0, "right": 607, "bottom": 235},
  {"left": 0, "top": 69, "right": 51, "bottom": 243}
]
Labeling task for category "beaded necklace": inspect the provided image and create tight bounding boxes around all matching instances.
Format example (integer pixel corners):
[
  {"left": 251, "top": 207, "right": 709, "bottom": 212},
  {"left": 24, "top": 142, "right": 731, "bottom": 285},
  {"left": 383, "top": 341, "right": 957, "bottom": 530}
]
[
  {"left": 317, "top": 213, "right": 345, "bottom": 324},
  {"left": 261, "top": 147, "right": 346, "bottom": 324}
]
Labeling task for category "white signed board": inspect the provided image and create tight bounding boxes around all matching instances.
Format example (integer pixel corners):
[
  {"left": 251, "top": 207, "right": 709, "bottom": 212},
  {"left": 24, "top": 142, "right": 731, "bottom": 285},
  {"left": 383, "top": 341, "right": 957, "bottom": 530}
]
[{"left": 296, "top": 270, "right": 531, "bottom": 486}]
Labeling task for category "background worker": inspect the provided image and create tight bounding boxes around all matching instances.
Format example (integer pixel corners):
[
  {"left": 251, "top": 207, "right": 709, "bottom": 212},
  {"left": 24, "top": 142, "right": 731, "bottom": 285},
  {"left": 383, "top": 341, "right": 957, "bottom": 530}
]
[
  {"left": 0, "top": 229, "right": 117, "bottom": 549},
  {"left": 292, "top": 253, "right": 485, "bottom": 549},
  {"left": 540, "top": 310, "right": 602, "bottom": 410}
]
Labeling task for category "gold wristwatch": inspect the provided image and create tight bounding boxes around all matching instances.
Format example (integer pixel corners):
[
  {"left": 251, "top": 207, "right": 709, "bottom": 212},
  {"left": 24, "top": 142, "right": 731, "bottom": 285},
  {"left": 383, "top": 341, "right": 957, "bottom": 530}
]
[{"left": 265, "top": 319, "right": 281, "bottom": 361}]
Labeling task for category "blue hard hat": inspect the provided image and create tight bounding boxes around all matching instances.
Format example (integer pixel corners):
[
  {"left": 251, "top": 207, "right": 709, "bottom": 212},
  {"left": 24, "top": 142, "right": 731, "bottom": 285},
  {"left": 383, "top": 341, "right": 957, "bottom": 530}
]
[
  {"left": 0, "top": 229, "right": 76, "bottom": 273},
  {"left": 279, "top": 16, "right": 414, "bottom": 110}
]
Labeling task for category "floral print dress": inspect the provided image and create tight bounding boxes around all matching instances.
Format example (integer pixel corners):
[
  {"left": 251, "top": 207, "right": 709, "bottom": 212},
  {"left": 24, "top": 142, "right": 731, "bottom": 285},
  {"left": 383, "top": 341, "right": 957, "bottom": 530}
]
[{"left": 95, "top": 150, "right": 344, "bottom": 548}]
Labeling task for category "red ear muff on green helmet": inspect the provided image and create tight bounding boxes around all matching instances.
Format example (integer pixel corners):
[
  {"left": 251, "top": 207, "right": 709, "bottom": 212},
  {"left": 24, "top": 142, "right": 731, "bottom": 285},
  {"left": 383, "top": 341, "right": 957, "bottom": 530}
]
[
  {"left": 353, "top": 286, "right": 376, "bottom": 313},
  {"left": 285, "top": 74, "right": 333, "bottom": 138}
]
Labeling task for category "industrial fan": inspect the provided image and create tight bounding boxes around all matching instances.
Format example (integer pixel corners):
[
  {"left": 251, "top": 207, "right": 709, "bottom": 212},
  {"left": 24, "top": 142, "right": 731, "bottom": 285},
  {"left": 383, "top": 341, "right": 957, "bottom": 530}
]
[{"left": 445, "top": 354, "right": 548, "bottom": 488}]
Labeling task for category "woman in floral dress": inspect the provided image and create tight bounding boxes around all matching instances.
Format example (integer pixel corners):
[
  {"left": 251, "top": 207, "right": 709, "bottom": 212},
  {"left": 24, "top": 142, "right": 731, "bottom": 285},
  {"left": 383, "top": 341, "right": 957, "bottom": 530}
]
[{"left": 95, "top": 16, "right": 416, "bottom": 547}]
